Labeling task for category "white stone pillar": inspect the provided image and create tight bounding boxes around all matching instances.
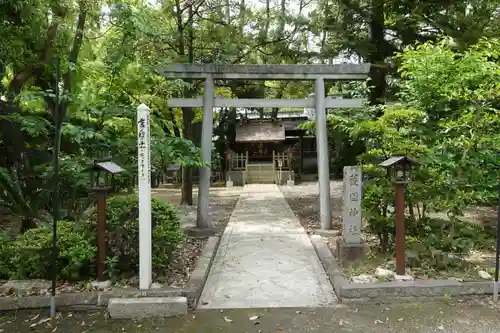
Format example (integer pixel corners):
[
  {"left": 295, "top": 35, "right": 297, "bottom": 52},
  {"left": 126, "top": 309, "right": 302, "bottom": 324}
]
[
  {"left": 342, "top": 166, "right": 362, "bottom": 243},
  {"left": 315, "top": 77, "right": 332, "bottom": 230},
  {"left": 196, "top": 75, "right": 215, "bottom": 230},
  {"left": 137, "top": 103, "right": 152, "bottom": 290}
]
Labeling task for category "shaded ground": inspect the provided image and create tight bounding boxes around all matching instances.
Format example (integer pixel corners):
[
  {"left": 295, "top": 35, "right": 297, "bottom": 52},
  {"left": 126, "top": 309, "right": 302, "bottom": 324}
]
[
  {"left": 2, "top": 299, "right": 500, "bottom": 332},
  {"left": 279, "top": 181, "right": 344, "bottom": 232},
  {"left": 280, "top": 181, "right": 343, "bottom": 252},
  {"left": 159, "top": 237, "right": 208, "bottom": 288},
  {"left": 149, "top": 186, "right": 241, "bottom": 288},
  {"left": 152, "top": 186, "right": 242, "bottom": 235},
  {"left": 430, "top": 206, "right": 497, "bottom": 229}
]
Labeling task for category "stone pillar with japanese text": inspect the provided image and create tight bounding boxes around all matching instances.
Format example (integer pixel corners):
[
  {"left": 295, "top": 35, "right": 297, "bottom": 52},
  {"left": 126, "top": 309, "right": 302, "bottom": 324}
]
[
  {"left": 137, "top": 104, "right": 152, "bottom": 290},
  {"left": 336, "top": 165, "right": 367, "bottom": 262},
  {"left": 343, "top": 166, "right": 362, "bottom": 243}
]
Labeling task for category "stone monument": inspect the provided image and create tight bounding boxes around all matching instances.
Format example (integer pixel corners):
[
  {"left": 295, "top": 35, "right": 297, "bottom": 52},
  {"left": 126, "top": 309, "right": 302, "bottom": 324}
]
[{"left": 336, "top": 165, "right": 368, "bottom": 262}]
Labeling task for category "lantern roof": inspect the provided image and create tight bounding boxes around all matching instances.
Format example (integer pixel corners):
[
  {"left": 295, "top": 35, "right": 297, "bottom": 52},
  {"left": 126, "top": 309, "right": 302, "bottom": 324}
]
[
  {"left": 379, "top": 156, "right": 420, "bottom": 168},
  {"left": 85, "top": 160, "right": 125, "bottom": 174},
  {"left": 96, "top": 161, "right": 125, "bottom": 173}
]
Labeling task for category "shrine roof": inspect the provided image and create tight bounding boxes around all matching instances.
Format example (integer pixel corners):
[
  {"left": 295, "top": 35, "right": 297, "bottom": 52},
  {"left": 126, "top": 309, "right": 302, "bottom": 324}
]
[{"left": 235, "top": 121, "right": 286, "bottom": 142}]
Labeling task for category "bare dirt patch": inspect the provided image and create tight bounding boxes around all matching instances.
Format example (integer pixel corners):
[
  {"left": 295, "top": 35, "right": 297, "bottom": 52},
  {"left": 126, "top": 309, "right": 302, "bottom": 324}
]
[
  {"left": 429, "top": 206, "right": 497, "bottom": 230},
  {"left": 2, "top": 299, "right": 500, "bottom": 333},
  {"left": 280, "top": 181, "right": 344, "bottom": 252},
  {"left": 280, "top": 181, "right": 344, "bottom": 231}
]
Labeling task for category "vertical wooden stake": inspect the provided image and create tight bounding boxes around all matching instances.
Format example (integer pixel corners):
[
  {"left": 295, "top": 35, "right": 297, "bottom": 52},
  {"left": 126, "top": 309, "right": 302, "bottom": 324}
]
[
  {"left": 493, "top": 188, "right": 500, "bottom": 302},
  {"left": 95, "top": 189, "right": 107, "bottom": 281},
  {"left": 395, "top": 183, "right": 405, "bottom": 275}
]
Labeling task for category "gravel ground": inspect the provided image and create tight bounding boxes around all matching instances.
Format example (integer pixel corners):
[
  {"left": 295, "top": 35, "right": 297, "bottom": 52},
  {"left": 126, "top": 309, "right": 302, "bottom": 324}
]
[
  {"left": 153, "top": 186, "right": 242, "bottom": 288},
  {"left": 280, "top": 181, "right": 344, "bottom": 249},
  {"left": 3, "top": 298, "right": 500, "bottom": 333},
  {"left": 279, "top": 181, "right": 344, "bottom": 230}
]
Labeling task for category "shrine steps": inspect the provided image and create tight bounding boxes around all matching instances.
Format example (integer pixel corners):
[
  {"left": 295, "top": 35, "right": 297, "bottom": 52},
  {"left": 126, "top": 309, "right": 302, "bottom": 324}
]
[{"left": 246, "top": 163, "right": 276, "bottom": 184}]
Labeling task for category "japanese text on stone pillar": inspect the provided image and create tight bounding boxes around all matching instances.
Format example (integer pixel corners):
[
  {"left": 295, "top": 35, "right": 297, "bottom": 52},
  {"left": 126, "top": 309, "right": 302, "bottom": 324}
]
[{"left": 343, "top": 166, "right": 362, "bottom": 243}]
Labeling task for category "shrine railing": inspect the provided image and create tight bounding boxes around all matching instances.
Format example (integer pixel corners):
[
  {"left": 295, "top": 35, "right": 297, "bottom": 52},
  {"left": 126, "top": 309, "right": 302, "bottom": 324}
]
[
  {"left": 226, "top": 150, "right": 248, "bottom": 171},
  {"left": 273, "top": 148, "right": 295, "bottom": 171}
]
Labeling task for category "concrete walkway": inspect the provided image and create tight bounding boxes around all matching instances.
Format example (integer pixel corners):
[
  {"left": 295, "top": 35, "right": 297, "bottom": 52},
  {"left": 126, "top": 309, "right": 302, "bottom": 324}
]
[{"left": 198, "top": 184, "right": 337, "bottom": 309}]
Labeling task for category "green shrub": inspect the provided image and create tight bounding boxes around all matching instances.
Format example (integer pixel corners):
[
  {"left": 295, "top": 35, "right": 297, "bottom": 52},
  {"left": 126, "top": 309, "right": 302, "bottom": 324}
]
[
  {"left": 365, "top": 211, "right": 494, "bottom": 270},
  {"left": 0, "top": 195, "right": 182, "bottom": 281},
  {"left": 6, "top": 221, "right": 95, "bottom": 280},
  {"left": 0, "top": 232, "right": 14, "bottom": 279},
  {"left": 105, "top": 194, "right": 183, "bottom": 277}
]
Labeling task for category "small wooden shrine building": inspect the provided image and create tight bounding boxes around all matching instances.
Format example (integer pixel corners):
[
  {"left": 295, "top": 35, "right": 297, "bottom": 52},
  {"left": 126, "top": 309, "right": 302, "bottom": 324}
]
[{"left": 225, "top": 111, "right": 317, "bottom": 185}]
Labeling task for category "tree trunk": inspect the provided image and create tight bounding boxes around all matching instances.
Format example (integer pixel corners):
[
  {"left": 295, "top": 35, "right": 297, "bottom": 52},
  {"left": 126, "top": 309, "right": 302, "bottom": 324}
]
[
  {"left": 181, "top": 103, "right": 194, "bottom": 205},
  {"left": 178, "top": 0, "right": 195, "bottom": 205},
  {"left": 271, "top": 82, "right": 288, "bottom": 119},
  {"left": 368, "top": 0, "right": 386, "bottom": 109},
  {"left": 20, "top": 217, "right": 37, "bottom": 234},
  {"left": 225, "top": 0, "right": 230, "bottom": 23},
  {"left": 239, "top": 0, "right": 246, "bottom": 35}
]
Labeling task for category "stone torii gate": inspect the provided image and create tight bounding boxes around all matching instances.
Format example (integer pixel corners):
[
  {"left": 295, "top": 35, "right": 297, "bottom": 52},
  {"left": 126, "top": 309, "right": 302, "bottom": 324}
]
[{"left": 163, "top": 64, "right": 370, "bottom": 233}]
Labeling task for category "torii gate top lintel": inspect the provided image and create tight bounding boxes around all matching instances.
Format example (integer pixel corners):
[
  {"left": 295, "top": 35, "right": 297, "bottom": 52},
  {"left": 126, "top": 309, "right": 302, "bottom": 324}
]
[{"left": 162, "top": 63, "right": 371, "bottom": 80}]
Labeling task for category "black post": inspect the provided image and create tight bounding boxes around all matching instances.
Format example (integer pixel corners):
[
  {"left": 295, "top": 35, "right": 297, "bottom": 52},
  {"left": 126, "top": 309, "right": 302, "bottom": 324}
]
[
  {"left": 95, "top": 189, "right": 108, "bottom": 281},
  {"left": 495, "top": 186, "right": 500, "bottom": 289},
  {"left": 50, "top": 57, "right": 61, "bottom": 317}
]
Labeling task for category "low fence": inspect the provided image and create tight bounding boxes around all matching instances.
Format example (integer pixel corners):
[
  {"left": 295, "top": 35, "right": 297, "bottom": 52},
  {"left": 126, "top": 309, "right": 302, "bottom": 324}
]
[
  {"left": 228, "top": 151, "right": 247, "bottom": 171},
  {"left": 160, "top": 169, "right": 225, "bottom": 185},
  {"left": 274, "top": 152, "right": 291, "bottom": 170}
]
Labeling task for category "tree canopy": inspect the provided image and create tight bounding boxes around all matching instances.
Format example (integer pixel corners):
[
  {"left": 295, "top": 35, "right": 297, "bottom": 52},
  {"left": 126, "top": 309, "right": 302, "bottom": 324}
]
[{"left": 0, "top": 0, "right": 499, "bottom": 234}]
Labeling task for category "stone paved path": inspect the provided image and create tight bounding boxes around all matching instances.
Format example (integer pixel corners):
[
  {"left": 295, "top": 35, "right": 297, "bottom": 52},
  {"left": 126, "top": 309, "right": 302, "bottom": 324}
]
[{"left": 198, "top": 184, "right": 337, "bottom": 309}]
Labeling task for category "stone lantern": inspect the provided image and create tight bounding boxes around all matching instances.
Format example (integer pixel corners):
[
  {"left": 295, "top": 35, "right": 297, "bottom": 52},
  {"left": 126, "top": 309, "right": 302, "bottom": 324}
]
[{"left": 86, "top": 159, "right": 125, "bottom": 281}]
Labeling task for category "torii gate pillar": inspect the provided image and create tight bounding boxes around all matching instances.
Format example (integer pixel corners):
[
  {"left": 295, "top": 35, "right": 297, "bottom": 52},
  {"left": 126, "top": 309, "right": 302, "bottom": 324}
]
[{"left": 196, "top": 75, "right": 215, "bottom": 231}]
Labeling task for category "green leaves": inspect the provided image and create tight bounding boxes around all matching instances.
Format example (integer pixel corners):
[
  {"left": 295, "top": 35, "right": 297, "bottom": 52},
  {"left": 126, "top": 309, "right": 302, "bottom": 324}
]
[
  {"left": 396, "top": 38, "right": 500, "bottom": 118},
  {"left": 4, "top": 221, "right": 96, "bottom": 280},
  {"left": 105, "top": 194, "right": 183, "bottom": 276},
  {"left": 358, "top": 38, "right": 500, "bottom": 253},
  {"left": 152, "top": 136, "right": 206, "bottom": 169},
  {"left": 0, "top": 113, "right": 51, "bottom": 137},
  {"left": 61, "top": 123, "right": 105, "bottom": 143}
]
